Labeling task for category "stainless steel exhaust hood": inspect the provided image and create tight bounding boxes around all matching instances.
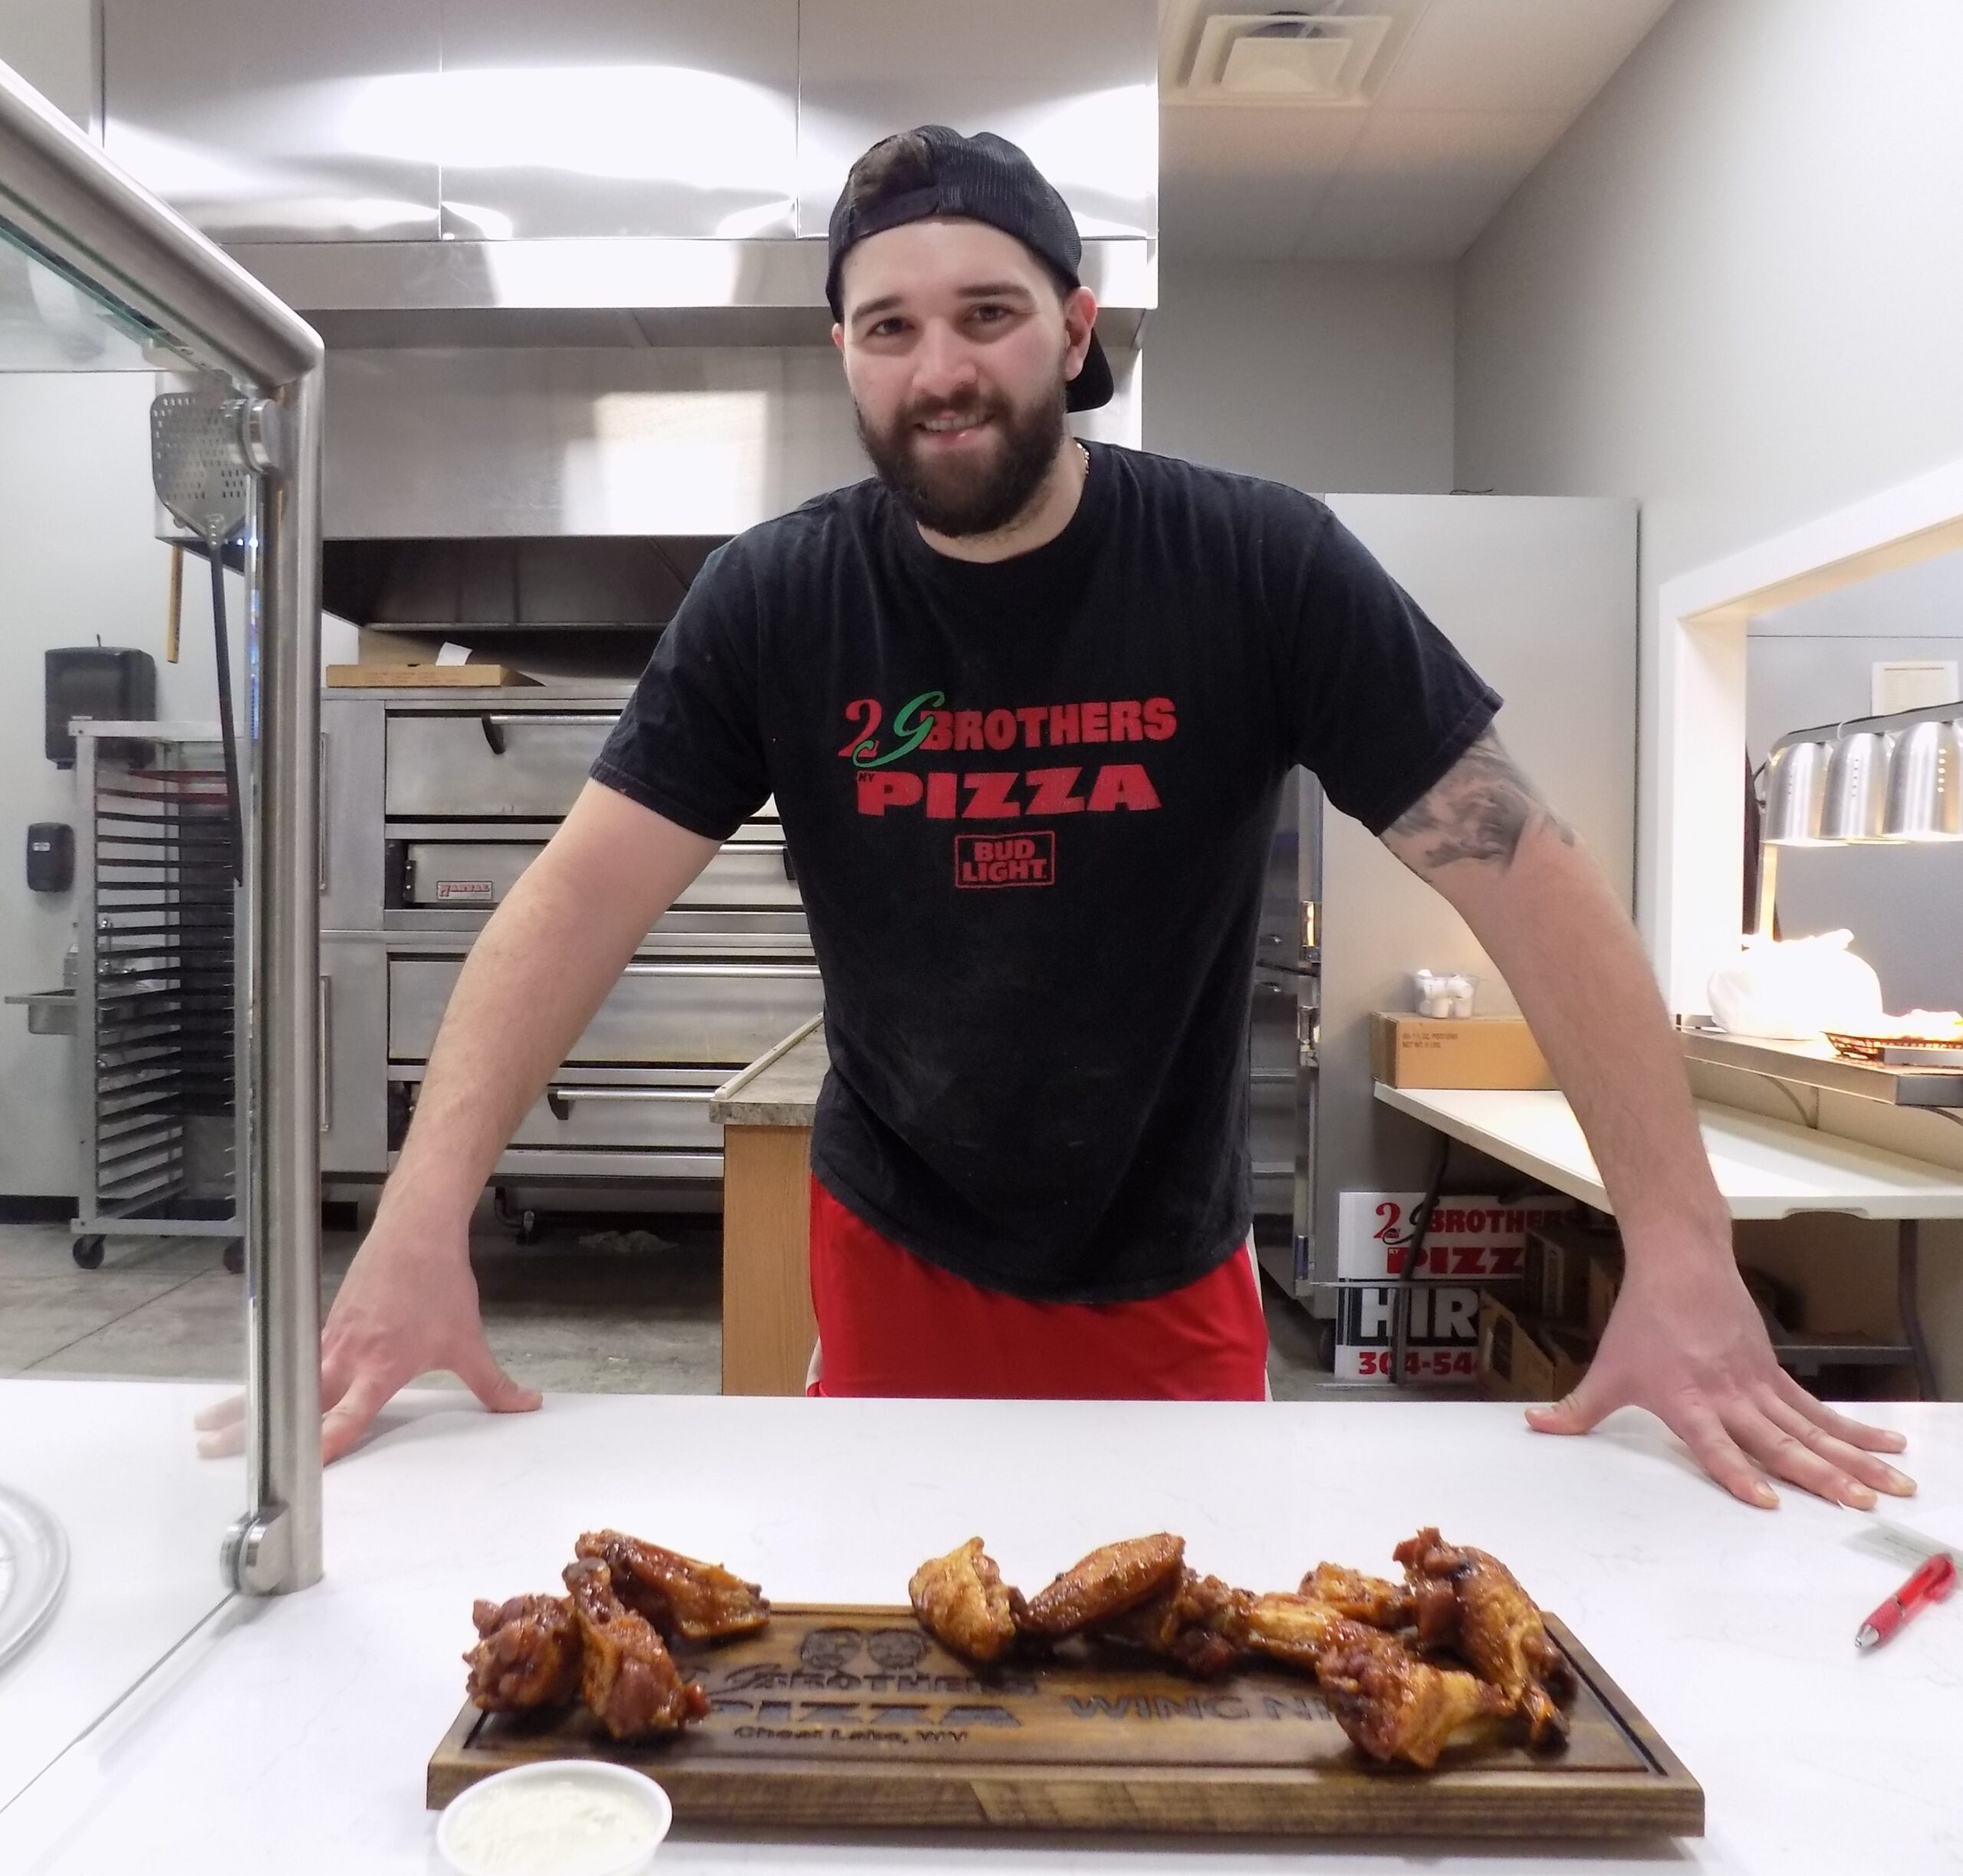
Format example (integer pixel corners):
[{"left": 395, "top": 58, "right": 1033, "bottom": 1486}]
[
  {"left": 229, "top": 238, "right": 1155, "bottom": 356},
  {"left": 102, "top": 0, "right": 1158, "bottom": 337},
  {"left": 108, "top": 0, "right": 1157, "bottom": 552}
]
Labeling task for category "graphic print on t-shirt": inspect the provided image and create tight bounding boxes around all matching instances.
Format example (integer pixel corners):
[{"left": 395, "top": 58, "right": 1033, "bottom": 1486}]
[
  {"left": 954, "top": 830, "right": 1054, "bottom": 888},
  {"left": 842, "top": 687, "right": 1178, "bottom": 886}
]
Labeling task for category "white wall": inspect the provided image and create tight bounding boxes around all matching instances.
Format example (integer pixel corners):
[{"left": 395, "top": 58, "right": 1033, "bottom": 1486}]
[
  {"left": 1454, "top": 0, "right": 1963, "bottom": 1395},
  {"left": 1457, "top": 0, "right": 1963, "bottom": 856},
  {"left": 1144, "top": 257, "right": 1455, "bottom": 494}
]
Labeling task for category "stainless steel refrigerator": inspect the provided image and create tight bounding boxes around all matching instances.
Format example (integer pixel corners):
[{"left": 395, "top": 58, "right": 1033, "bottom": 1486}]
[{"left": 1249, "top": 495, "right": 1639, "bottom": 1313}]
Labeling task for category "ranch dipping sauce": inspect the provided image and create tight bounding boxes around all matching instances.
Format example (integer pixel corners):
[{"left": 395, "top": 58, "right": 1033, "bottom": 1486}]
[{"left": 440, "top": 1766, "right": 667, "bottom": 1876}]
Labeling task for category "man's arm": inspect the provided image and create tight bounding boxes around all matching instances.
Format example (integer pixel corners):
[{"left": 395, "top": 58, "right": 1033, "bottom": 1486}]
[
  {"left": 198, "top": 783, "right": 721, "bottom": 1463},
  {"left": 1382, "top": 731, "right": 1914, "bottom": 1510}
]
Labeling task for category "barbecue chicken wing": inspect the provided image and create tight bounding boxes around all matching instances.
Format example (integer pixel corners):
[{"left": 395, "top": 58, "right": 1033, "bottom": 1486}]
[
  {"left": 1093, "top": 1568, "right": 1253, "bottom": 1679},
  {"left": 1243, "top": 1595, "right": 1502, "bottom": 1766},
  {"left": 1019, "top": 1533, "right": 1187, "bottom": 1640},
  {"left": 464, "top": 1593, "right": 584, "bottom": 1713},
  {"left": 908, "top": 1537, "right": 1020, "bottom": 1664},
  {"left": 1298, "top": 1562, "right": 1416, "bottom": 1631},
  {"left": 1393, "top": 1526, "right": 1571, "bottom": 1745},
  {"left": 1317, "top": 1631, "right": 1509, "bottom": 1769},
  {"left": 574, "top": 1529, "right": 770, "bottom": 1641},
  {"left": 563, "top": 1560, "right": 712, "bottom": 1740},
  {"left": 1238, "top": 1591, "right": 1353, "bottom": 1671}
]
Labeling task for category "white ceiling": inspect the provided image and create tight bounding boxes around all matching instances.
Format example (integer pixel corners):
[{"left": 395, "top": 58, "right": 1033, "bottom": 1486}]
[{"left": 1158, "top": 0, "right": 1679, "bottom": 263}]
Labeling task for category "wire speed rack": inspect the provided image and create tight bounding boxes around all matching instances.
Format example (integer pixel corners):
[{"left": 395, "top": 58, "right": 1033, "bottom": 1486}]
[{"left": 72, "top": 723, "right": 243, "bottom": 1273}]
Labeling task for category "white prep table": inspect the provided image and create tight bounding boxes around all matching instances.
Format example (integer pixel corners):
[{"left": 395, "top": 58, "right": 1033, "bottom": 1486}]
[
  {"left": 1372, "top": 1086, "right": 1963, "bottom": 1220},
  {"left": 1373, "top": 1083, "right": 1963, "bottom": 1392},
  {"left": 1, "top": 1379, "right": 1958, "bottom": 1873}
]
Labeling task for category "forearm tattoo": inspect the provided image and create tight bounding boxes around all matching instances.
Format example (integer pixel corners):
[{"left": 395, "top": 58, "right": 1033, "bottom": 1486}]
[{"left": 1386, "top": 730, "right": 1575, "bottom": 872}]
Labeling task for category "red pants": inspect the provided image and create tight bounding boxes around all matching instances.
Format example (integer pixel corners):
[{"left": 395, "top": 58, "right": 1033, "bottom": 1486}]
[{"left": 806, "top": 1177, "right": 1270, "bottom": 1400}]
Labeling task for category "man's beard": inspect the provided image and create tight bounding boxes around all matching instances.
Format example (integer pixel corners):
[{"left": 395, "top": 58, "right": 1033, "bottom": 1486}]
[{"left": 857, "top": 376, "right": 1068, "bottom": 538}]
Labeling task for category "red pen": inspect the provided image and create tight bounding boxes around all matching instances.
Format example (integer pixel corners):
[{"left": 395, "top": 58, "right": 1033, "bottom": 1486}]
[{"left": 1855, "top": 1551, "right": 1957, "bottom": 1650}]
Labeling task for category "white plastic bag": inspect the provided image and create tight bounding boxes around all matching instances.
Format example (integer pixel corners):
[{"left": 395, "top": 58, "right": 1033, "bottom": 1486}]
[{"left": 1706, "top": 931, "right": 1885, "bottom": 1040}]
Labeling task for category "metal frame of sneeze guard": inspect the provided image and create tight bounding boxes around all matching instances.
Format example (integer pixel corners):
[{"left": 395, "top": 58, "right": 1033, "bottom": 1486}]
[{"left": 0, "top": 59, "right": 324, "bottom": 1592}]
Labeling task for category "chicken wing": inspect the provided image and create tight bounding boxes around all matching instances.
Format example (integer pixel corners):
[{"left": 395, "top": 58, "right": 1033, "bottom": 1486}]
[
  {"left": 1238, "top": 1591, "right": 1353, "bottom": 1672},
  {"left": 1018, "top": 1533, "right": 1186, "bottom": 1640},
  {"left": 1393, "top": 1526, "right": 1571, "bottom": 1746},
  {"left": 1317, "top": 1631, "right": 1509, "bottom": 1769},
  {"left": 1093, "top": 1568, "right": 1253, "bottom": 1679},
  {"left": 573, "top": 1529, "right": 770, "bottom": 1641},
  {"left": 563, "top": 1559, "right": 712, "bottom": 1740},
  {"left": 908, "top": 1536, "right": 1020, "bottom": 1664},
  {"left": 464, "top": 1593, "right": 584, "bottom": 1713},
  {"left": 1298, "top": 1562, "right": 1416, "bottom": 1631}
]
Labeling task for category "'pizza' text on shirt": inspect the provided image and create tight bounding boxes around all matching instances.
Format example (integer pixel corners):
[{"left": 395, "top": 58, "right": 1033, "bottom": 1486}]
[{"left": 857, "top": 764, "right": 1162, "bottom": 818}]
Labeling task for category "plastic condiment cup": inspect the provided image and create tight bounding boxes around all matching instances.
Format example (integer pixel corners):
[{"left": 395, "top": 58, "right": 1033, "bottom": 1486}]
[{"left": 436, "top": 1760, "right": 673, "bottom": 1876}]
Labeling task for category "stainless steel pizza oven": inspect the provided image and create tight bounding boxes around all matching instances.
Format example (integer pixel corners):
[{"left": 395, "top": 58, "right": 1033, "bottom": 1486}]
[{"left": 319, "top": 687, "right": 820, "bottom": 1198}]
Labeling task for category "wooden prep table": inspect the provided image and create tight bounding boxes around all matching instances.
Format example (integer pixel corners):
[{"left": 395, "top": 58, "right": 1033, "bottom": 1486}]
[
  {"left": 711, "top": 1017, "right": 827, "bottom": 1395},
  {"left": 2, "top": 1376, "right": 1958, "bottom": 1872}
]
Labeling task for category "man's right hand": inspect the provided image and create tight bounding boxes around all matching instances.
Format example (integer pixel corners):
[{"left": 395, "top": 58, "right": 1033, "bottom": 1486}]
[
  {"left": 195, "top": 1210, "right": 541, "bottom": 1463},
  {"left": 195, "top": 787, "right": 720, "bottom": 1465}
]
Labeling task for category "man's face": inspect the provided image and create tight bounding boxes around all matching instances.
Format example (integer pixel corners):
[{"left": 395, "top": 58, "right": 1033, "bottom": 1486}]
[{"left": 834, "top": 218, "right": 1093, "bottom": 537}]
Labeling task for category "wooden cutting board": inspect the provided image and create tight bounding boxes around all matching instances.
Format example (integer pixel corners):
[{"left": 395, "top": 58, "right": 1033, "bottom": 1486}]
[
  {"left": 428, "top": 1604, "right": 1702, "bottom": 1839},
  {"left": 324, "top": 664, "right": 536, "bottom": 688}
]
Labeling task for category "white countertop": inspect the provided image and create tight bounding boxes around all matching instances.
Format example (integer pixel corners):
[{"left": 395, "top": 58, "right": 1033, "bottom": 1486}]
[
  {"left": 1376, "top": 1084, "right": 1963, "bottom": 1219},
  {"left": 2, "top": 1380, "right": 1960, "bottom": 1873},
  {"left": 0, "top": 1378, "right": 241, "bottom": 1814}
]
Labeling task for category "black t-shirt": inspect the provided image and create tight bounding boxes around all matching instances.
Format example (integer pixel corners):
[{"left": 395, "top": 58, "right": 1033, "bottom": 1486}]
[{"left": 593, "top": 443, "right": 1499, "bottom": 1304}]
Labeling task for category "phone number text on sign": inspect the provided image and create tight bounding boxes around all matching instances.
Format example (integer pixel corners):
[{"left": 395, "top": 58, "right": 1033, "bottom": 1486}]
[{"left": 1348, "top": 1348, "right": 1479, "bottom": 1381}]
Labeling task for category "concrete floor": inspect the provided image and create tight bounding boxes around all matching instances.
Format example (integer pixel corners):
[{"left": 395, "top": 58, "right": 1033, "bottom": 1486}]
[{"left": 0, "top": 1214, "right": 1350, "bottom": 1399}]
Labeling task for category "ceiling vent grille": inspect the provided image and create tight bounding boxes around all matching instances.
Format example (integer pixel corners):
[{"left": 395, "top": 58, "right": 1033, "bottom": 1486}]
[{"left": 1172, "top": 8, "right": 1393, "bottom": 104}]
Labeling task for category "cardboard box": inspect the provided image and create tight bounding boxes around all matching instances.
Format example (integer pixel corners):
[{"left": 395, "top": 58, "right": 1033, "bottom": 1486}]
[
  {"left": 327, "top": 662, "right": 537, "bottom": 688},
  {"left": 1523, "top": 1219, "right": 1624, "bottom": 1330},
  {"left": 1369, "top": 1014, "right": 1554, "bottom": 1090},
  {"left": 1476, "top": 1291, "right": 1594, "bottom": 1402},
  {"left": 1586, "top": 1246, "right": 1625, "bottom": 1342}
]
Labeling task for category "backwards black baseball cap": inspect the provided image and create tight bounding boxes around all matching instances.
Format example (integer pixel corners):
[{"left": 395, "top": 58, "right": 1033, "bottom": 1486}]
[{"left": 825, "top": 125, "right": 1114, "bottom": 414}]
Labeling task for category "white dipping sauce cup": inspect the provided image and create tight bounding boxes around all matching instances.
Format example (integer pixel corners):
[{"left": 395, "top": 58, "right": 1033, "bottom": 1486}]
[{"left": 437, "top": 1760, "right": 673, "bottom": 1876}]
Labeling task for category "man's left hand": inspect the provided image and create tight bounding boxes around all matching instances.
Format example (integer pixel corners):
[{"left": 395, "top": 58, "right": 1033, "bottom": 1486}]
[{"left": 1525, "top": 1253, "right": 1917, "bottom": 1509}]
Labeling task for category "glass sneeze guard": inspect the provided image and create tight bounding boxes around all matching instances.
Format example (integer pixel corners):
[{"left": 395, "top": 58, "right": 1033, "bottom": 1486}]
[
  {"left": 0, "top": 225, "right": 156, "bottom": 369},
  {"left": 0, "top": 49, "right": 325, "bottom": 1606},
  {"left": 0, "top": 41, "right": 327, "bottom": 1814}
]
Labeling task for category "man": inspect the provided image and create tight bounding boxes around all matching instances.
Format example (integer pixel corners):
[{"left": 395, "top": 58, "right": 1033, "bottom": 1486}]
[{"left": 235, "top": 127, "right": 1913, "bottom": 1509}]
